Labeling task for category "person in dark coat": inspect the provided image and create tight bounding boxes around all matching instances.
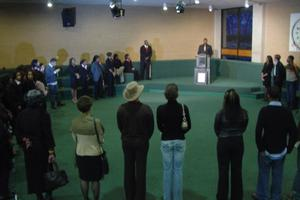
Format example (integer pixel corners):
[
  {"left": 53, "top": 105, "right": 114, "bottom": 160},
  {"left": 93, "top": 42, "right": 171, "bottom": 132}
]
[
  {"left": 5, "top": 71, "right": 25, "bottom": 125},
  {"left": 23, "top": 70, "right": 36, "bottom": 95},
  {"left": 79, "top": 59, "right": 90, "bottom": 96},
  {"left": 197, "top": 38, "right": 213, "bottom": 57},
  {"left": 261, "top": 55, "right": 274, "bottom": 100},
  {"left": 105, "top": 52, "right": 116, "bottom": 97},
  {"left": 273, "top": 55, "right": 286, "bottom": 93},
  {"left": 15, "top": 89, "right": 56, "bottom": 200},
  {"left": 113, "top": 53, "right": 124, "bottom": 84},
  {"left": 68, "top": 57, "right": 80, "bottom": 103},
  {"left": 124, "top": 54, "right": 139, "bottom": 81},
  {"left": 117, "top": 81, "right": 154, "bottom": 200},
  {"left": 0, "top": 103, "right": 13, "bottom": 200},
  {"left": 214, "top": 89, "right": 248, "bottom": 200},
  {"left": 140, "top": 40, "right": 152, "bottom": 80}
]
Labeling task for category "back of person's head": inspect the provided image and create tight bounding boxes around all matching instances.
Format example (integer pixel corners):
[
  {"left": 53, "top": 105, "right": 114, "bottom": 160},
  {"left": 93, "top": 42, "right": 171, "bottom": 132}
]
[
  {"left": 267, "top": 86, "right": 280, "bottom": 100},
  {"left": 223, "top": 89, "right": 242, "bottom": 119},
  {"left": 77, "top": 96, "right": 93, "bottom": 113},
  {"left": 113, "top": 54, "right": 118, "bottom": 59},
  {"left": 92, "top": 55, "right": 100, "bottom": 64},
  {"left": 164, "top": 83, "right": 178, "bottom": 101},
  {"left": 25, "top": 89, "right": 45, "bottom": 108}
]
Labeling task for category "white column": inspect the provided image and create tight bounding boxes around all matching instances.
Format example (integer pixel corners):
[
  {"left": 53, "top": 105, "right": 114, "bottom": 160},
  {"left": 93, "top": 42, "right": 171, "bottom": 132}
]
[
  {"left": 214, "top": 10, "right": 222, "bottom": 58},
  {"left": 252, "top": 4, "right": 264, "bottom": 62}
]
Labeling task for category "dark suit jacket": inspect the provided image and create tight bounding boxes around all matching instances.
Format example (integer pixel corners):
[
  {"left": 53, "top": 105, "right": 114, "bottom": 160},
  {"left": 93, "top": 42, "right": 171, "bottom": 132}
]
[
  {"left": 273, "top": 61, "right": 286, "bottom": 87},
  {"left": 140, "top": 45, "right": 152, "bottom": 64},
  {"left": 261, "top": 63, "right": 274, "bottom": 87},
  {"left": 197, "top": 44, "right": 213, "bottom": 57}
]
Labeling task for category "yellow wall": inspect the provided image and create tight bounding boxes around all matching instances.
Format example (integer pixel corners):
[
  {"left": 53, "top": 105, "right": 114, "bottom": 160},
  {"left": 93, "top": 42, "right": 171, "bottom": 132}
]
[
  {"left": 0, "top": 4, "right": 214, "bottom": 68},
  {"left": 263, "top": 1, "right": 300, "bottom": 64}
]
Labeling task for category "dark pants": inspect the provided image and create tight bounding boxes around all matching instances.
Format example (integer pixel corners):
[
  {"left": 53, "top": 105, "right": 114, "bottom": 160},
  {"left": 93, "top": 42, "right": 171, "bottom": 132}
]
[
  {"left": 48, "top": 85, "right": 60, "bottom": 108},
  {"left": 122, "top": 139, "right": 149, "bottom": 200},
  {"left": 93, "top": 78, "right": 104, "bottom": 99},
  {"left": 107, "top": 74, "right": 115, "bottom": 97},
  {"left": 81, "top": 80, "right": 89, "bottom": 96},
  {"left": 286, "top": 81, "right": 298, "bottom": 109},
  {"left": 293, "top": 147, "right": 300, "bottom": 199},
  {"left": 140, "top": 62, "right": 151, "bottom": 80},
  {"left": 217, "top": 137, "right": 244, "bottom": 200}
]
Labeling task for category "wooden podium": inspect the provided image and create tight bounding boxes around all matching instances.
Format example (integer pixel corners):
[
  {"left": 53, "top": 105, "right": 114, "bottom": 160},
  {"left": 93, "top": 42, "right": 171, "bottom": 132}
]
[{"left": 194, "top": 54, "right": 211, "bottom": 85}]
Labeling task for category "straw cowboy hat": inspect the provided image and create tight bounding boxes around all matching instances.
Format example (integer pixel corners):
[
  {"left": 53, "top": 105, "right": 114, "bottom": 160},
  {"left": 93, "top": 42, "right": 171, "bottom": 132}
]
[{"left": 123, "top": 81, "right": 144, "bottom": 101}]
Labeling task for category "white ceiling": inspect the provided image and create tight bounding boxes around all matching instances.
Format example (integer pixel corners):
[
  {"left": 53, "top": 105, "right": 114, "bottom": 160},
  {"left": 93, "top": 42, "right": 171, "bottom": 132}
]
[{"left": 0, "top": 0, "right": 292, "bottom": 9}]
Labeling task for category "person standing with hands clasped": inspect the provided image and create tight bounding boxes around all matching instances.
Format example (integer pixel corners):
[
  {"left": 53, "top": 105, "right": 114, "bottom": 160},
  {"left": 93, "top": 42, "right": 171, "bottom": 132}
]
[
  {"left": 117, "top": 81, "right": 154, "bottom": 200},
  {"left": 15, "top": 89, "right": 56, "bottom": 200},
  {"left": 157, "top": 83, "right": 191, "bottom": 200}
]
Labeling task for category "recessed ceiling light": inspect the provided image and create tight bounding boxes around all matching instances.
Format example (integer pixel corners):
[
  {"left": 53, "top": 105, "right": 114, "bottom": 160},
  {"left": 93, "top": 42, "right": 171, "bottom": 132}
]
[
  {"left": 163, "top": 3, "right": 168, "bottom": 11},
  {"left": 47, "top": 1, "right": 53, "bottom": 8},
  {"left": 195, "top": 0, "right": 200, "bottom": 4},
  {"left": 208, "top": 5, "right": 213, "bottom": 12}
]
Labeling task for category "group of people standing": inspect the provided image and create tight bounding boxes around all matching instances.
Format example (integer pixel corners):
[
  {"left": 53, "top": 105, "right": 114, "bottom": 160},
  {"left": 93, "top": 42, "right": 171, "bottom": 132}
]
[{"left": 261, "top": 54, "right": 299, "bottom": 109}]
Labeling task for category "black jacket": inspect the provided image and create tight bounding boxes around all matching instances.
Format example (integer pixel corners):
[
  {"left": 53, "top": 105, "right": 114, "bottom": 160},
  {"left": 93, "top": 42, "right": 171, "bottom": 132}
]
[
  {"left": 273, "top": 61, "right": 286, "bottom": 87},
  {"left": 117, "top": 101, "right": 154, "bottom": 142},
  {"left": 157, "top": 100, "right": 191, "bottom": 140},
  {"left": 255, "top": 103, "right": 297, "bottom": 154},
  {"left": 214, "top": 109, "right": 248, "bottom": 138},
  {"left": 197, "top": 44, "right": 213, "bottom": 57},
  {"left": 261, "top": 62, "right": 274, "bottom": 87}
]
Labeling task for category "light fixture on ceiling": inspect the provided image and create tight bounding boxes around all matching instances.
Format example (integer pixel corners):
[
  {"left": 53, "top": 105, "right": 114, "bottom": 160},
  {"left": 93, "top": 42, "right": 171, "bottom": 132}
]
[
  {"left": 47, "top": 0, "right": 53, "bottom": 8},
  {"left": 109, "top": 0, "right": 125, "bottom": 18},
  {"left": 176, "top": 1, "right": 185, "bottom": 14},
  {"left": 245, "top": 0, "right": 250, "bottom": 8},
  {"left": 194, "top": 0, "right": 200, "bottom": 4},
  {"left": 208, "top": 5, "right": 213, "bottom": 12},
  {"left": 163, "top": 3, "right": 168, "bottom": 11}
]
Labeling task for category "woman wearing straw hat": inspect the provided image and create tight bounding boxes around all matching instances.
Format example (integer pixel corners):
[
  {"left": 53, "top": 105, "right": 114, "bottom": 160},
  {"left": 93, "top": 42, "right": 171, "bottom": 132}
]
[{"left": 117, "top": 81, "right": 154, "bottom": 200}]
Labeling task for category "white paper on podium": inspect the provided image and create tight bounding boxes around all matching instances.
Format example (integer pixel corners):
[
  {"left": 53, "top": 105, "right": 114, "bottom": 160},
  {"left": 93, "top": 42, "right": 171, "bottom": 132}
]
[{"left": 197, "top": 72, "right": 206, "bottom": 83}]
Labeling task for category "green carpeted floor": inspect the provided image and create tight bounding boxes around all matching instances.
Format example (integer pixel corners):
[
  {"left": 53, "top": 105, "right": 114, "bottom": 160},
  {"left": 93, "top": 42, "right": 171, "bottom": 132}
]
[{"left": 15, "top": 90, "right": 299, "bottom": 200}]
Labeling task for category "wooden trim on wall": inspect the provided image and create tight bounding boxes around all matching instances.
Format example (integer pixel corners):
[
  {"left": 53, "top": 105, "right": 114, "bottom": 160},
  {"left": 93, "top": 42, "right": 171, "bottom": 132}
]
[{"left": 221, "top": 48, "right": 252, "bottom": 57}]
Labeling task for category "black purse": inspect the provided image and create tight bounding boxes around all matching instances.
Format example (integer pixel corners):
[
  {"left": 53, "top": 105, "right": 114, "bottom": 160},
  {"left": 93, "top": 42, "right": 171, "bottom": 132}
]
[
  {"left": 44, "top": 162, "right": 69, "bottom": 191},
  {"left": 94, "top": 119, "right": 109, "bottom": 176}
]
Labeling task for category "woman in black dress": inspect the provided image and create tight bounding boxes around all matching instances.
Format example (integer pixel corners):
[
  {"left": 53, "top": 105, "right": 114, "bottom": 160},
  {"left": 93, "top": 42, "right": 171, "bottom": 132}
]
[
  {"left": 68, "top": 57, "right": 80, "bottom": 103},
  {"left": 261, "top": 55, "right": 274, "bottom": 100},
  {"left": 16, "top": 89, "right": 56, "bottom": 200}
]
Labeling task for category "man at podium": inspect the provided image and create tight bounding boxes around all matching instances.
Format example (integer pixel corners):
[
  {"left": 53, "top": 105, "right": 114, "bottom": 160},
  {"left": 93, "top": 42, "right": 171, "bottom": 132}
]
[{"left": 197, "top": 38, "right": 213, "bottom": 57}]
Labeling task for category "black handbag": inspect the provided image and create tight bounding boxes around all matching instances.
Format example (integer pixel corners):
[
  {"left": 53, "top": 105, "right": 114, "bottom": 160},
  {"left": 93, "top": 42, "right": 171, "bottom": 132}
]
[
  {"left": 94, "top": 119, "right": 109, "bottom": 176},
  {"left": 44, "top": 162, "right": 69, "bottom": 191}
]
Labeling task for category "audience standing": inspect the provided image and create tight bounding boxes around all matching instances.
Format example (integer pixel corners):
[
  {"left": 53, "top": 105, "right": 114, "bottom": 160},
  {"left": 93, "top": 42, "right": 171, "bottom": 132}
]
[
  {"left": 71, "top": 96, "right": 105, "bottom": 200},
  {"left": 68, "top": 57, "right": 80, "bottom": 103},
  {"left": 272, "top": 55, "right": 286, "bottom": 97},
  {"left": 261, "top": 55, "right": 274, "bottom": 101},
  {"left": 253, "top": 86, "right": 297, "bottom": 200},
  {"left": 156, "top": 83, "right": 191, "bottom": 200},
  {"left": 285, "top": 55, "right": 299, "bottom": 110},
  {"left": 79, "top": 59, "right": 90, "bottom": 96},
  {"left": 140, "top": 40, "right": 152, "bottom": 80},
  {"left": 105, "top": 52, "right": 116, "bottom": 97},
  {"left": 91, "top": 55, "right": 104, "bottom": 100},
  {"left": 15, "top": 89, "right": 56, "bottom": 200},
  {"left": 113, "top": 53, "right": 125, "bottom": 84},
  {"left": 45, "top": 58, "right": 64, "bottom": 109},
  {"left": 214, "top": 89, "right": 248, "bottom": 200},
  {"left": 117, "top": 81, "right": 154, "bottom": 200}
]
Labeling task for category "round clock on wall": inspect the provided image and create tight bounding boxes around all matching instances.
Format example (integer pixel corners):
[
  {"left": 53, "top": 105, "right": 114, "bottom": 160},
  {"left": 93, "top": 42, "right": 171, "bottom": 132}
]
[{"left": 292, "top": 19, "right": 300, "bottom": 50}]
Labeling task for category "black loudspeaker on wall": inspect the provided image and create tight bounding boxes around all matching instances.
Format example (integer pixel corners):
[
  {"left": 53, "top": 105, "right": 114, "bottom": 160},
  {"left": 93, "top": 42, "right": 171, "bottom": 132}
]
[{"left": 61, "top": 7, "right": 76, "bottom": 27}]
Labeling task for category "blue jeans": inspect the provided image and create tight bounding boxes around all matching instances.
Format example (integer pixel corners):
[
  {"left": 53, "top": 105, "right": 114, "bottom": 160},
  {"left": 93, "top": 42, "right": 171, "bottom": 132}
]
[
  {"left": 286, "top": 81, "right": 298, "bottom": 109},
  {"left": 293, "top": 148, "right": 300, "bottom": 199},
  {"left": 256, "top": 153, "right": 285, "bottom": 200},
  {"left": 161, "top": 140, "right": 186, "bottom": 200}
]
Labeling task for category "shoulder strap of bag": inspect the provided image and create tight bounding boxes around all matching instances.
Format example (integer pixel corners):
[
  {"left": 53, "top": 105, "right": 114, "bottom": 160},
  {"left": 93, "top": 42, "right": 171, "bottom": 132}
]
[{"left": 93, "top": 118, "right": 101, "bottom": 145}]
